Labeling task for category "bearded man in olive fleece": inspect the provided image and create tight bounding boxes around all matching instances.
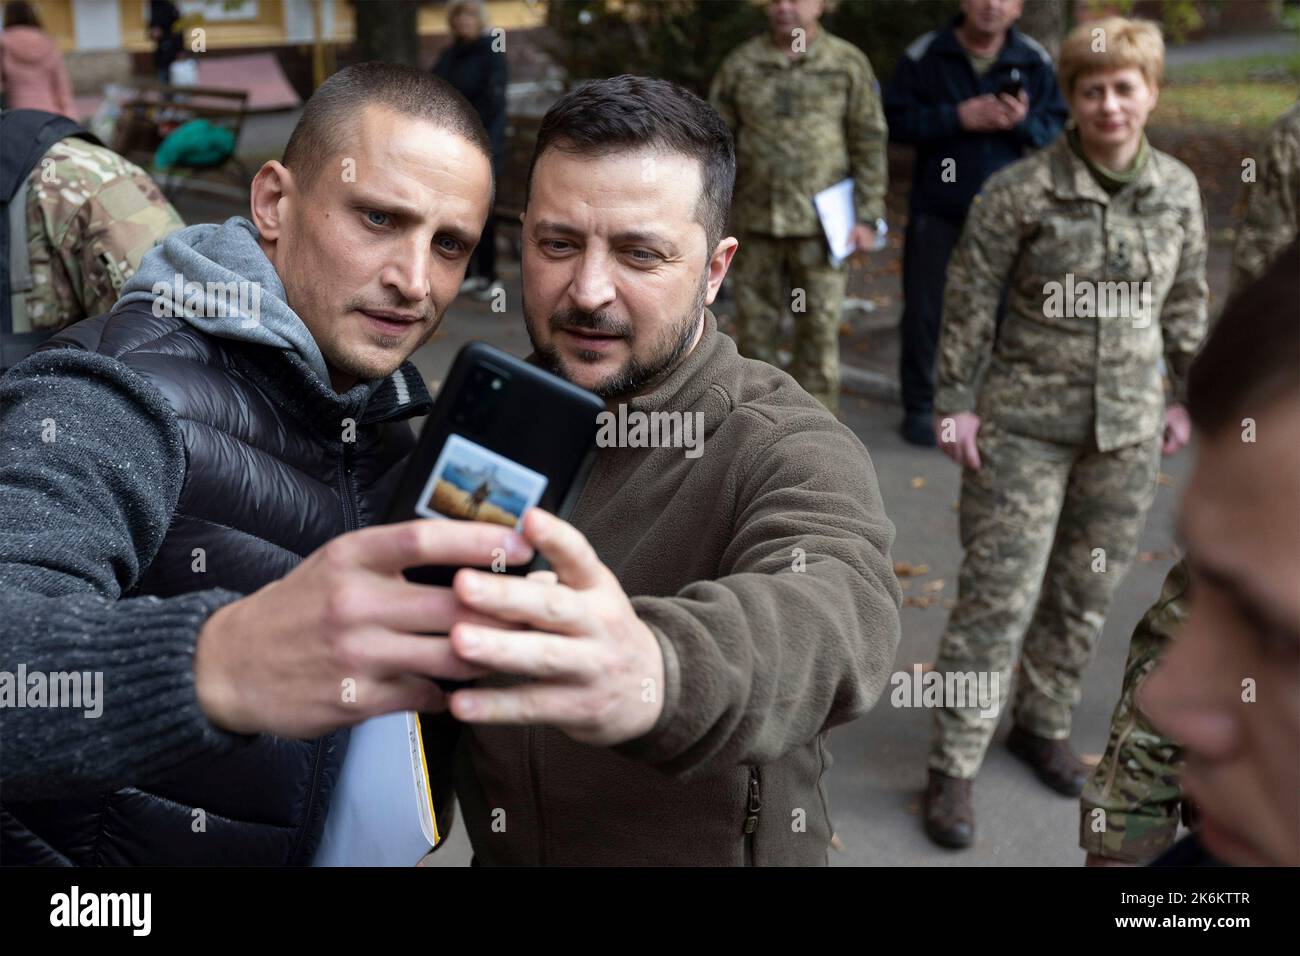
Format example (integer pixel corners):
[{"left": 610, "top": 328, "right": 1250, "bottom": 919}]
[{"left": 440, "top": 76, "right": 902, "bottom": 866}]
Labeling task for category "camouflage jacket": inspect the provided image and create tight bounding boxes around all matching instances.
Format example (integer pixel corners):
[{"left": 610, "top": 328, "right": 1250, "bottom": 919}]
[
  {"left": 1229, "top": 100, "right": 1300, "bottom": 301},
  {"left": 710, "top": 30, "right": 888, "bottom": 237},
  {"left": 1079, "top": 561, "right": 1188, "bottom": 862},
  {"left": 935, "top": 134, "right": 1208, "bottom": 451},
  {"left": 15, "top": 136, "right": 183, "bottom": 334}
]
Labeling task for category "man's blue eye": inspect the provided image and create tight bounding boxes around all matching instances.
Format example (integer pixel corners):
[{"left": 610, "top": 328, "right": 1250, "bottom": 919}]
[{"left": 367, "top": 211, "right": 388, "bottom": 226}]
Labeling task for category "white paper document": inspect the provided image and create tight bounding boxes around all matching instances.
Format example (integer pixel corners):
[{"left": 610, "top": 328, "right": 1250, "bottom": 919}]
[
  {"left": 312, "top": 711, "right": 439, "bottom": 867},
  {"left": 813, "top": 177, "right": 857, "bottom": 267}
]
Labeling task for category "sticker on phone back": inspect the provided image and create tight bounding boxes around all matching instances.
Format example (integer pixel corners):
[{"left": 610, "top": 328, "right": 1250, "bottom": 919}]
[{"left": 415, "top": 433, "right": 548, "bottom": 531}]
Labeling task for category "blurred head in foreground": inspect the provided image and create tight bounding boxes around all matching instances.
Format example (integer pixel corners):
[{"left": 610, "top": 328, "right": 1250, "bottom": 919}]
[{"left": 1143, "top": 242, "right": 1300, "bottom": 866}]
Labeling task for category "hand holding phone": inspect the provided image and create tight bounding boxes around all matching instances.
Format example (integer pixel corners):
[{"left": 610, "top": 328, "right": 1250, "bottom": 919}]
[{"left": 386, "top": 342, "right": 605, "bottom": 587}]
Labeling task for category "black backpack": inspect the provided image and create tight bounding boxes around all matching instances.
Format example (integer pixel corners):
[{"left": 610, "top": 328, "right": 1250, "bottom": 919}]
[{"left": 1, "top": 109, "right": 103, "bottom": 370}]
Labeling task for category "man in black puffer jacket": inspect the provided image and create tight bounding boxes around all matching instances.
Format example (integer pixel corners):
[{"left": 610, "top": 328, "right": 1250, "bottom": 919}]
[{"left": 0, "top": 63, "right": 512, "bottom": 865}]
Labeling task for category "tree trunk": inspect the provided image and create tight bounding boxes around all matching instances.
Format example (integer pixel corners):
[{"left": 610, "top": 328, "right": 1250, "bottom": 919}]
[
  {"left": 352, "top": 0, "right": 422, "bottom": 68},
  {"left": 1016, "top": 0, "right": 1070, "bottom": 59}
]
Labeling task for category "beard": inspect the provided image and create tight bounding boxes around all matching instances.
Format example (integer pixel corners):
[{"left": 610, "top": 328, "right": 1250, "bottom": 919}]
[{"left": 525, "top": 271, "right": 708, "bottom": 399}]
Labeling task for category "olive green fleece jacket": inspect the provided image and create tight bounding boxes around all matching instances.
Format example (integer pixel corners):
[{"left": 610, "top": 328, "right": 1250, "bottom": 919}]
[{"left": 453, "top": 310, "right": 903, "bottom": 865}]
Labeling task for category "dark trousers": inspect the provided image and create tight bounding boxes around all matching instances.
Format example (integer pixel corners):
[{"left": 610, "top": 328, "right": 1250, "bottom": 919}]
[{"left": 899, "top": 210, "right": 965, "bottom": 417}]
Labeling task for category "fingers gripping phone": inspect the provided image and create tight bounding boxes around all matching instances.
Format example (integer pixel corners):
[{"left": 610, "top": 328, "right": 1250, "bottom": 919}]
[{"left": 386, "top": 342, "right": 605, "bottom": 587}]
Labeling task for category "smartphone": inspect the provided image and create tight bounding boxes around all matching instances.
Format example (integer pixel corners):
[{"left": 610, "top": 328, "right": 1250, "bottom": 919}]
[
  {"left": 999, "top": 69, "right": 1023, "bottom": 99},
  {"left": 386, "top": 341, "right": 605, "bottom": 588}
]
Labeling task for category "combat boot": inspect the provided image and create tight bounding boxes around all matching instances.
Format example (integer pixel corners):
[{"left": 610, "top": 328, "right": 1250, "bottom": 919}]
[
  {"left": 1008, "top": 724, "right": 1089, "bottom": 796},
  {"left": 923, "top": 769, "right": 974, "bottom": 848}
]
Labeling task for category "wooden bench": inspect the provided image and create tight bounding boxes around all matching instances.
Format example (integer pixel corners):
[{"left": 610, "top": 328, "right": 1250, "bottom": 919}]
[{"left": 109, "top": 81, "right": 250, "bottom": 198}]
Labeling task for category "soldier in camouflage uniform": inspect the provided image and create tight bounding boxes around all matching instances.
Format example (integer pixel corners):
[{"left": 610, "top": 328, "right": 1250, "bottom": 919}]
[
  {"left": 709, "top": 0, "right": 887, "bottom": 414},
  {"left": 13, "top": 135, "right": 183, "bottom": 335},
  {"left": 1078, "top": 561, "right": 1188, "bottom": 863},
  {"left": 1078, "top": 99, "right": 1300, "bottom": 866},
  {"left": 923, "top": 18, "right": 1208, "bottom": 849},
  {"left": 1230, "top": 99, "right": 1299, "bottom": 298}
]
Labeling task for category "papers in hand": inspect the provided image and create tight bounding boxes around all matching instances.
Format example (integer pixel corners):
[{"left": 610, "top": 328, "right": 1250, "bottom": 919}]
[
  {"left": 312, "top": 711, "right": 440, "bottom": 867},
  {"left": 814, "top": 177, "right": 857, "bottom": 267}
]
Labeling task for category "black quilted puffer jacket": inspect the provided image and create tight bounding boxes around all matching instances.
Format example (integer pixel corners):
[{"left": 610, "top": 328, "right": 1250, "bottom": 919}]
[{"left": 0, "top": 300, "right": 432, "bottom": 865}]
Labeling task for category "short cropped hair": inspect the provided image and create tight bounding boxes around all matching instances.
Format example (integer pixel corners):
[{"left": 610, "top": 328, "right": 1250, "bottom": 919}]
[
  {"left": 1058, "top": 16, "right": 1165, "bottom": 96},
  {"left": 282, "top": 62, "right": 491, "bottom": 196},
  {"left": 1187, "top": 240, "right": 1300, "bottom": 436},
  {"left": 525, "top": 75, "right": 736, "bottom": 252}
]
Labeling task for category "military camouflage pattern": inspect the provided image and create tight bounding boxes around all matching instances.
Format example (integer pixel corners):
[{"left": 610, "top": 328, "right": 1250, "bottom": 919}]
[
  {"left": 1076, "top": 111, "right": 1300, "bottom": 860},
  {"left": 730, "top": 232, "right": 845, "bottom": 413},
  {"left": 929, "top": 421, "right": 1161, "bottom": 779},
  {"left": 1229, "top": 100, "right": 1300, "bottom": 301},
  {"left": 15, "top": 136, "right": 183, "bottom": 333},
  {"left": 935, "top": 134, "right": 1208, "bottom": 453},
  {"left": 710, "top": 30, "right": 888, "bottom": 236},
  {"left": 1079, "top": 561, "right": 1188, "bottom": 862}
]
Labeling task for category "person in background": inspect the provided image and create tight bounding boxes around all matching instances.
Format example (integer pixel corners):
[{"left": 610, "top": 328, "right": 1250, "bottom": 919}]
[
  {"left": 885, "top": 0, "right": 1067, "bottom": 446},
  {"left": 433, "top": 0, "right": 507, "bottom": 302},
  {"left": 1077, "top": 99, "right": 1300, "bottom": 867},
  {"left": 1229, "top": 99, "right": 1299, "bottom": 295},
  {"left": 0, "top": 1, "right": 74, "bottom": 117},
  {"left": 710, "top": 0, "right": 888, "bottom": 416},
  {"left": 149, "top": 0, "right": 182, "bottom": 85},
  {"left": 1, "top": 109, "right": 184, "bottom": 373},
  {"left": 924, "top": 17, "right": 1206, "bottom": 850},
  {"left": 1142, "top": 245, "right": 1299, "bottom": 868}
]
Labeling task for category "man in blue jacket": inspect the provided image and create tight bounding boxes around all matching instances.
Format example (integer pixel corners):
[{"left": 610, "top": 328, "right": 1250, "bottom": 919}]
[{"left": 885, "top": 0, "right": 1066, "bottom": 446}]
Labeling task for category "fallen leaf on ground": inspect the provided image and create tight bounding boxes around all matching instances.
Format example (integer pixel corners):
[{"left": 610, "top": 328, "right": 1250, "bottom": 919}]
[
  {"left": 903, "top": 595, "right": 938, "bottom": 608},
  {"left": 1156, "top": 473, "right": 1175, "bottom": 487},
  {"left": 830, "top": 833, "right": 845, "bottom": 851},
  {"left": 922, "top": 578, "right": 946, "bottom": 593},
  {"left": 911, "top": 476, "right": 926, "bottom": 489},
  {"left": 1081, "top": 753, "right": 1102, "bottom": 768},
  {"left": 894, "top": 561, "right": 931, "bottom": 577}
]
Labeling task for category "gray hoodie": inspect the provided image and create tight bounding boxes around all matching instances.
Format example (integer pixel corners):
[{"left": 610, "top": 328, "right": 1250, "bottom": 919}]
[{"left": 118, "top": 215, "right": 332, "bottom": 385}]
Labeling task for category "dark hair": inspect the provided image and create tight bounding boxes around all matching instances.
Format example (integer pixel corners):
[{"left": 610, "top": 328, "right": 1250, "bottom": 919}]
[
  {"left": 282, "top": 62, "right": 491, "bottom": 196},
  {"left": 1187, "top": 240, "right": 1300, "bottom": 435},
  {"left": 525, "top": 74, "right": 736, "bottom": 251},
  {"left": 3, "top": 1, "right": 41, "bottom": 29}
]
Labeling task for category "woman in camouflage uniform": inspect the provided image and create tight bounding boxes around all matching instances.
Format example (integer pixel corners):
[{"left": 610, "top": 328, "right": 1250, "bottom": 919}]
[{"left": 923, "top": 17, "right": 1207, "bottom": 849}]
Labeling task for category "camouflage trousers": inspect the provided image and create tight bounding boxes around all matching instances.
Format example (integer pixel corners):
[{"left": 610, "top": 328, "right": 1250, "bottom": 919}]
[
  {"left": 1079, "top": 560, "right": 1188, "bottom": 862},
  {"left": 731, "top": 232, "right": 846, "bottom": 414},
  {"left": 929, "top": 421, "right": 1162, "bottom": 779}
]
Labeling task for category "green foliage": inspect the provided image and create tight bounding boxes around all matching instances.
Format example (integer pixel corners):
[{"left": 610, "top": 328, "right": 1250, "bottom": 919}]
[
  {"left": 1081, "top": 0, "right": 1207, "bottom": 42},
  {"left": 1159, "top": 0, "right": 1204, "bottom": 42},
  {"left": 544, "top": 0, "right": 963, "bottom": 95},
  {"left": 544, "top": 0, "right": 764, "bottom": 96},
  {"left": 826, "top": 0, "right": 962, "bottom": 83}
]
